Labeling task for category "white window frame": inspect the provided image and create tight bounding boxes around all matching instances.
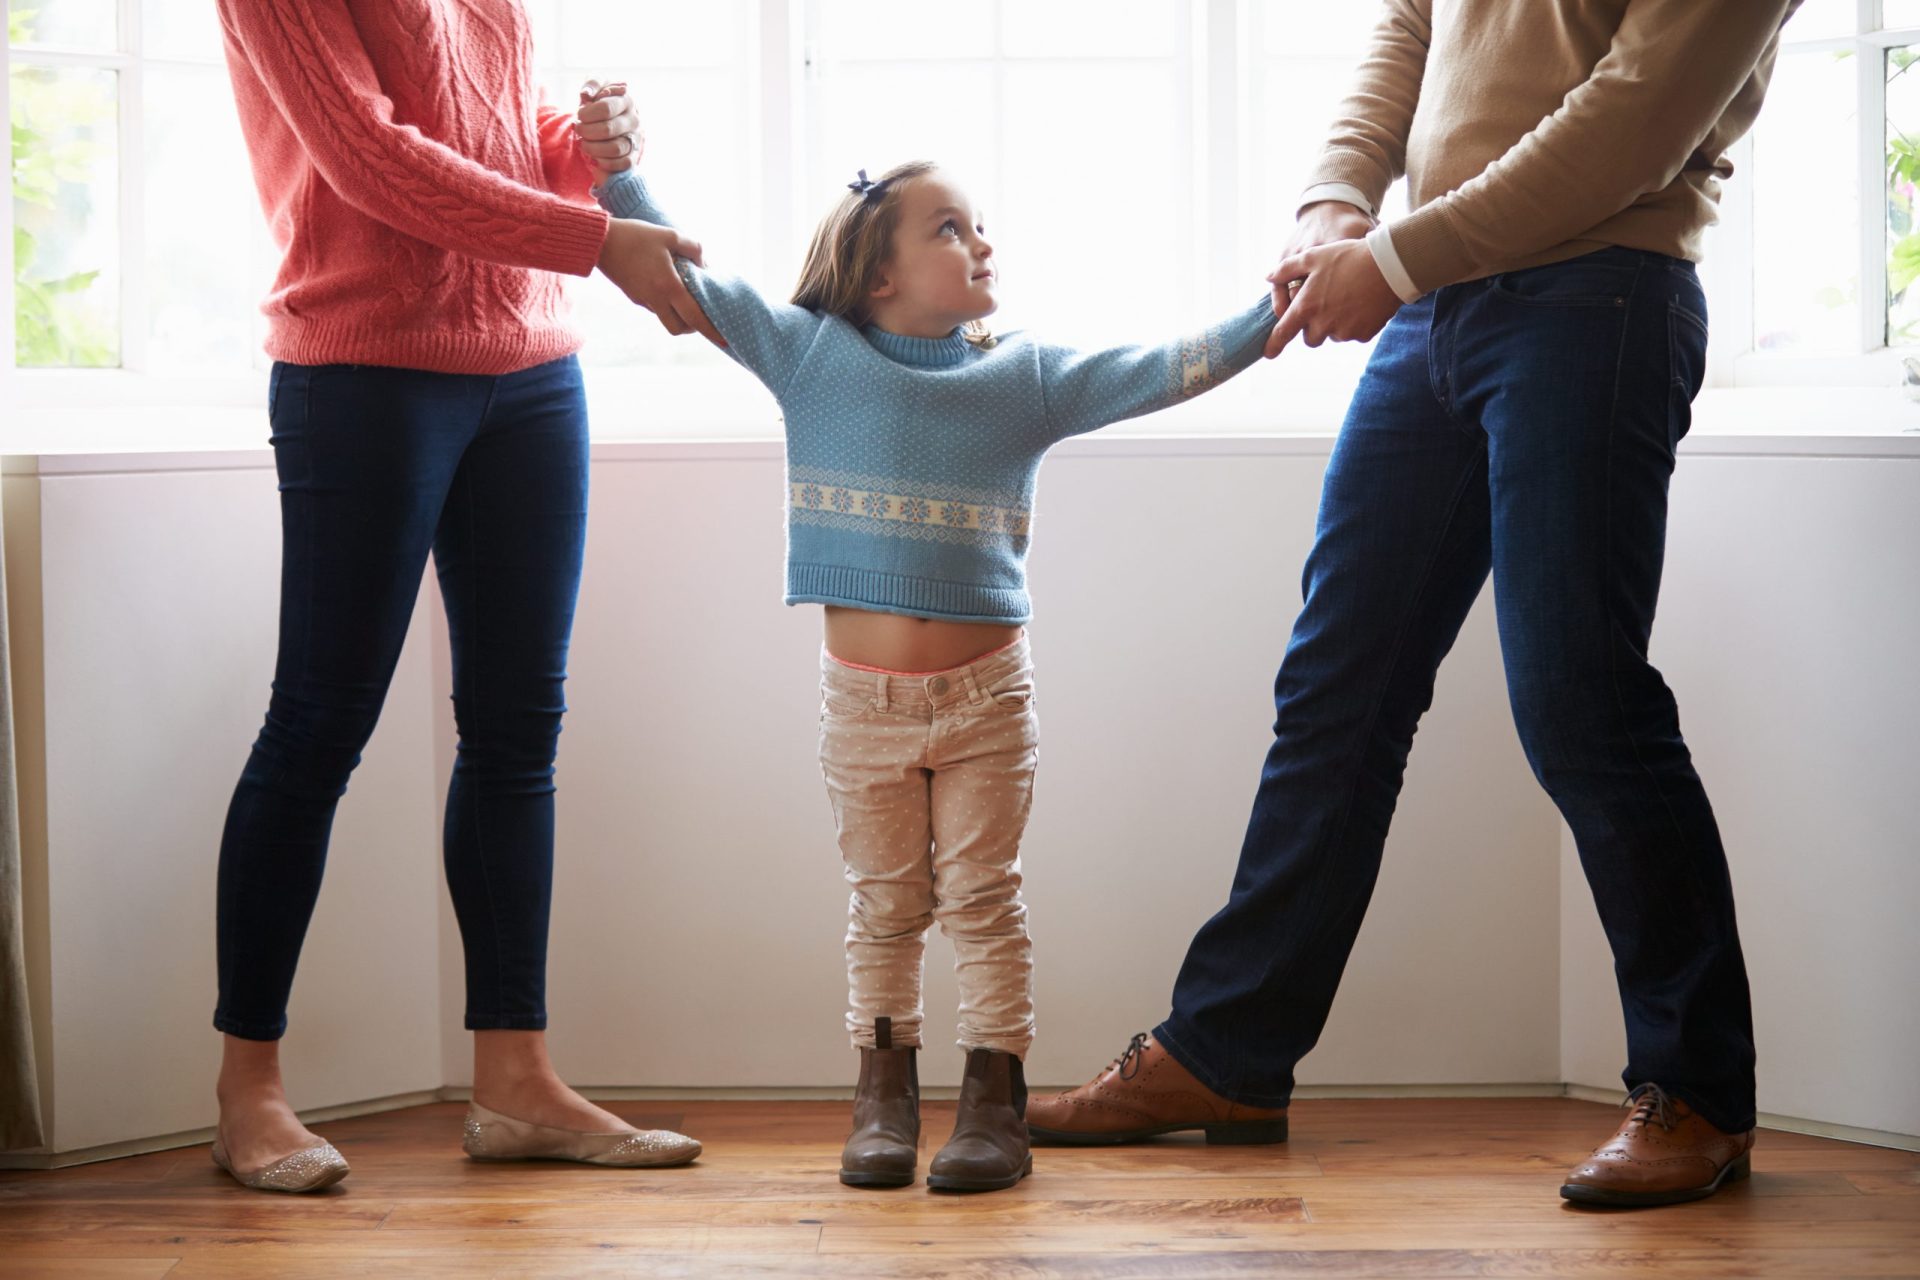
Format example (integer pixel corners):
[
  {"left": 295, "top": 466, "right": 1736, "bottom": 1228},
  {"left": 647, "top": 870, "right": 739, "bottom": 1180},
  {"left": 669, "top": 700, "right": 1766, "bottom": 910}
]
[
  {"left": 5, "top": 0, "right": 1914, "bottom": 452},
  {"left": 1715, "top": 0, "right": 1920, "bottom": 389}
]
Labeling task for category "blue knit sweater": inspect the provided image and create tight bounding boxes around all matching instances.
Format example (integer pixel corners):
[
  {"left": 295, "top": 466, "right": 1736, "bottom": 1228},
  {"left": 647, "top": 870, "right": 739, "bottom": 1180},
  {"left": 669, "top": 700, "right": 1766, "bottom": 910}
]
[{"left": 597, "top": 171, "right": 1276, "bottom": 624}]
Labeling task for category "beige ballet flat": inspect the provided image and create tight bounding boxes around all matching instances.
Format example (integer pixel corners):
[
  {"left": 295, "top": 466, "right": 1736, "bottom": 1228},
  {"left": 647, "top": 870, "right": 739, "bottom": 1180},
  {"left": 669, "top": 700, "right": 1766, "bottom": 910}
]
[
  {"left": 211, "top": 1134, "right": 350, "bottom": 1193},
  {"left": 462, "top": 1101, "right": 701, "bottom": 1167}
]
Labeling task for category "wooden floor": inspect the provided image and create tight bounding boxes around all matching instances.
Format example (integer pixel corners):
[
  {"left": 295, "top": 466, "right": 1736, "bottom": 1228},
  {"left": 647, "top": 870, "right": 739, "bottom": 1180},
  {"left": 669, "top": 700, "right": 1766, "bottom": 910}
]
[{"left": 1, "top": 1097, "right": 1915, "bottom": 1278}]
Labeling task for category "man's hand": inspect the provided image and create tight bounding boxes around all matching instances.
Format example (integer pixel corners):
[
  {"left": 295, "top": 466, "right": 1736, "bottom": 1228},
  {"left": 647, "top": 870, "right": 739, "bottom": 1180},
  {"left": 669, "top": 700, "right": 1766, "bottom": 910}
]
[
  {"left": 576, "top": 79, "right": 642, "bottom": 175},
  {"left": 1265, "top": 200, "right": 1376, "bottom": 358},
  {"left": 597, "top": 218, "right": 727, "bottom": 347},
  {"left": 1265, "top": 238, "right": 1404, "bottom": 357}
]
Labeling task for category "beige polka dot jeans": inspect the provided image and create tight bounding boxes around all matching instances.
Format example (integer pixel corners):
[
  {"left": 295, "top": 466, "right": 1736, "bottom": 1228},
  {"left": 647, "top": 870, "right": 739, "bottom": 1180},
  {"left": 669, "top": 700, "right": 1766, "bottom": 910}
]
[{"left": 818, "top": 635, "right": 1038, "bottom": 1057}]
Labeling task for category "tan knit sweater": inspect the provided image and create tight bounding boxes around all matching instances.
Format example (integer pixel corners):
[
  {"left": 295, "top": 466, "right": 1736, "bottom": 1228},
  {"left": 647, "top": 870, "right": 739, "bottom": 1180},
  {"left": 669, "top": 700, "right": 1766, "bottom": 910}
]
[{"left": 1306, "top": 0, "right": 1803, "bottom": 294}]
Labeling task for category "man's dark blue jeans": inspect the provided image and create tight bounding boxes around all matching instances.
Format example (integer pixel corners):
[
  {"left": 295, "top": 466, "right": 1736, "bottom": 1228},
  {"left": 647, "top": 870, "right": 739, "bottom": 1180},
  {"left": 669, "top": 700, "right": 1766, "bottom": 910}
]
[
  {"left": 214, "top": 356, "right": 589, "bottom": 1041},
  {"left": 1157, "top": 247, "right": 1758, "bottom": 1134}
]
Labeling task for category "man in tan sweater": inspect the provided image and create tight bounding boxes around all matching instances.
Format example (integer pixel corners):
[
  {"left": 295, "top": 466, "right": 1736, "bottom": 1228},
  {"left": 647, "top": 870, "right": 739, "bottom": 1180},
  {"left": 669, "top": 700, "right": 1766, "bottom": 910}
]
[{"left": 1028, "top": 0, "right": 1801, "bottom": 1207}]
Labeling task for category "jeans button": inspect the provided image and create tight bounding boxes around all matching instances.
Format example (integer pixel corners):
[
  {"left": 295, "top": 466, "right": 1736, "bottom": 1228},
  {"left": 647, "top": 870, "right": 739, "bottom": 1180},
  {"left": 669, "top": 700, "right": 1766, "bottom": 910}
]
[{"left": 929, "top": 676, "right": 950, "bottom": 696}]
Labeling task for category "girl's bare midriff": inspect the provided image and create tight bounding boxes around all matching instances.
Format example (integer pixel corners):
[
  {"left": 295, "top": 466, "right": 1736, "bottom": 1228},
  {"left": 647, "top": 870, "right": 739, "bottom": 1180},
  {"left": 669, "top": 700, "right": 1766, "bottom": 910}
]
[{"left": 824, "top": 605, "right": 1022, "bottom": 674}]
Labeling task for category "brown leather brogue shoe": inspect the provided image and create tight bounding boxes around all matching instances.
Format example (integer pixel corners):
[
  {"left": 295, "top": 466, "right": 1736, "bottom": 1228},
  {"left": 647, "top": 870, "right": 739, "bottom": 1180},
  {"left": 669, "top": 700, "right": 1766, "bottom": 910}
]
[
  {"left": 839, "top": 1018, "right": 921, "bottom": 1188},
  {"left": 1560, "top": 1083, "right": 1754, "bottom": 1207},
  {"left": 1025, "top": 1032, "right": 1288, "bottom": 1146}
]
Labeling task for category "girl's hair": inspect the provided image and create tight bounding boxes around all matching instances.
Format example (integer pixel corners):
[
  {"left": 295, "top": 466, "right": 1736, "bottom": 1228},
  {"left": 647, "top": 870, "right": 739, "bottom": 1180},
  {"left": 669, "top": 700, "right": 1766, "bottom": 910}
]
[{"left": 790, "top": 159, "right": 994, "bottom": 345}]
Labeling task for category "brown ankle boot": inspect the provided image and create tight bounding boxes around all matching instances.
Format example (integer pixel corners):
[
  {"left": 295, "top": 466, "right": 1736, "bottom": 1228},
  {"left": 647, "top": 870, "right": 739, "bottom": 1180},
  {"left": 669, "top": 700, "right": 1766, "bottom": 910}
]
[
  {"left": 927, "top": 1048, "right": 1032, "bottom": 1193},
  {"left": 839, "top": 1018, "right": 920, "bottom": 1188}
]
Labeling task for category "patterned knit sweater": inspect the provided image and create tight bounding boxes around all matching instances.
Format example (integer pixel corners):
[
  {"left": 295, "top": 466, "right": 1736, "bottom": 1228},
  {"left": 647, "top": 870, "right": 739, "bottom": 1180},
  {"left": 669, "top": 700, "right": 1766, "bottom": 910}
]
[
  {"left": 217, "top": 0, "right": 611, "bottom": 375},
  {"left": 598, "top": 170, "right": 1276, "bottom": 624}
]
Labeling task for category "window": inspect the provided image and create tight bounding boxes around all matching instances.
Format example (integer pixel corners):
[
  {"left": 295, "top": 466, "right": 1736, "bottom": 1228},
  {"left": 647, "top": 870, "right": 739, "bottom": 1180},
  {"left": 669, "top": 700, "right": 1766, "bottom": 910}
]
[
  {"left": 1, "top": 1, "right": 1897, "bottom": 445},
  {"left": 7, "top": 0, "right": 272, "bottom": 382},
  {"left": 1732, "top": 0, "right": 1920, "bottom": 384}
]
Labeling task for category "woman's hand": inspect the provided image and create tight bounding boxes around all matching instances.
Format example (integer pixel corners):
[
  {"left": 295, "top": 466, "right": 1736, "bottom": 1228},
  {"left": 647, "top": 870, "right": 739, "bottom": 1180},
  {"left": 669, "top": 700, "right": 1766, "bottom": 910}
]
[
  {"left": 597, "top": 218, "right": 728, "bottom": 347},
  {"left": 576, "top": 79, "right": 642, "bottom": 174}
]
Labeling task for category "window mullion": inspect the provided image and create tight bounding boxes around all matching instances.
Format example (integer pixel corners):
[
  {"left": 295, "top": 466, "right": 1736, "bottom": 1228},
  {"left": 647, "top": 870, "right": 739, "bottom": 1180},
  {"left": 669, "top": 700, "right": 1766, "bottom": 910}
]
[
  {"left": 2, "top": 34, "right": 15, "bottom": 396},
  {"left": 1197, "top": 0, "right": 1238, "bottom": 320},
  {"left": 1861, "top": 31, "right": 1889, "bottom": 352},
  {"left": 757, "top": 0, "right": 802, "bottom": 278},
  {"left": 118, "top": 0, "right": 148, "bottom": 375},
  {"left": 992, "top": 1, "right": 1006, "bottom": 246}
]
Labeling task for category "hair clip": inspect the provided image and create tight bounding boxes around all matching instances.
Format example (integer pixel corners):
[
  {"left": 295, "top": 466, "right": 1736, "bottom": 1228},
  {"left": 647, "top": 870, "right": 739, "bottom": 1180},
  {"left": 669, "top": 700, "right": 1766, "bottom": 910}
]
[{"left": 848, "top": 168, "right": 889, "bottom": 198}]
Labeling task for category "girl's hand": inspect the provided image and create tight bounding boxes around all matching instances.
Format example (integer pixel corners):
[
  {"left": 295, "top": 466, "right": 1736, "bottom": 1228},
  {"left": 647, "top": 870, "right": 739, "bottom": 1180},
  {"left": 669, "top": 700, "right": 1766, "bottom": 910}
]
[
  {"left": 576, "top": 79, "right": 642, "bottom": 174},
  {"left": 597, "top": 218, "right": 728, "bottom": 348}
]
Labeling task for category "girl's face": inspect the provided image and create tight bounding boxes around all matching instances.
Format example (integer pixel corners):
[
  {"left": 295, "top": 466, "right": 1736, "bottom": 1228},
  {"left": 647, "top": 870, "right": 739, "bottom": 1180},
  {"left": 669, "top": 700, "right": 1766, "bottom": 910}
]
[{"left": 867, "top": 174, "right": 998, "bottom": 336}]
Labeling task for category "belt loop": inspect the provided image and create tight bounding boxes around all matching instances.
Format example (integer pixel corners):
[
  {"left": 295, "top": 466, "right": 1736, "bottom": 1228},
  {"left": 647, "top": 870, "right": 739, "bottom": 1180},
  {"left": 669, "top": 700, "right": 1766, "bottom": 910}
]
[
  {"left": 962, "top": 668, "right": 985, "bottom": 705},
  {"left": 875, "top": 672, "right": 890, "bottom": 713}
]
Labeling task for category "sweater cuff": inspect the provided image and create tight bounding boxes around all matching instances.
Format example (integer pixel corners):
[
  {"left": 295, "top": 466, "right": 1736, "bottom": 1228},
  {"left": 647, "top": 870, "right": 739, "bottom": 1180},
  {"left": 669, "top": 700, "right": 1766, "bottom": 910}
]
[
  {"left": 1365, "top": 225, "right": 1422, "bottom": 303},
  {"left": 539, "top": 201, "right": 612, "bottom": 277},
  {"left": 1299, "top": 182, "right": 1376, "bottom": 220},
  {"left": 1381, "top": 201, "right": 1477, "bottom": 296},
  {"left": 1302, "top": 156, "right": 1389, "bottom": 217}
]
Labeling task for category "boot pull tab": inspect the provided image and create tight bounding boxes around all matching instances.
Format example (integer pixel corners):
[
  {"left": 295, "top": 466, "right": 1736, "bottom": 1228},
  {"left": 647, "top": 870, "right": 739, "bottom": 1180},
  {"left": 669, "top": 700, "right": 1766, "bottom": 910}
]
[{"left": 876, "top": 1017, "right": 892, "bottom": 1051}]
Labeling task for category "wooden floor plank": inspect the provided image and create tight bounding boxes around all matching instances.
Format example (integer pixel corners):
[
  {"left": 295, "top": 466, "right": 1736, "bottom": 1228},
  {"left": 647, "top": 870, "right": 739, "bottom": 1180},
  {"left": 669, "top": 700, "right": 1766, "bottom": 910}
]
[{"left": 0, "top": 1097, "right": 1911, "bottom": 1279}]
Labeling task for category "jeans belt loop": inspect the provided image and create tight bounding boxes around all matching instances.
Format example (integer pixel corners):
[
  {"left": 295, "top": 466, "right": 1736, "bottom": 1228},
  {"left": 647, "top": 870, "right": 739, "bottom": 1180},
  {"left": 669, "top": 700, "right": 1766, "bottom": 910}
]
[{"left": 874, "top": 672, "right": 890, "bottom": 713}]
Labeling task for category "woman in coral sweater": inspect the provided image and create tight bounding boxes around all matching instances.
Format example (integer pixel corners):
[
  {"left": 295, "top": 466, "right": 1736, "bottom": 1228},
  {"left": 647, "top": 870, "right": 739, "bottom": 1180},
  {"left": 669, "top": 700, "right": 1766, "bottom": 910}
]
[{"left": 208, "top": 0, "right": 712, "bottom": 1191}]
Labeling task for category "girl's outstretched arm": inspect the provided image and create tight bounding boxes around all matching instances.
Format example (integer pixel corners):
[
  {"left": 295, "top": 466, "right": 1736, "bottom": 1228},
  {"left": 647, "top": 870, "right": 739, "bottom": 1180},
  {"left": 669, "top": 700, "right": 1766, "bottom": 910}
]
[
  {"left": 595, "top": 169, "right": 826, "bottom": 397},
  {"left": 1035, "top": 294, "right": 1277, "bottom": 442}
]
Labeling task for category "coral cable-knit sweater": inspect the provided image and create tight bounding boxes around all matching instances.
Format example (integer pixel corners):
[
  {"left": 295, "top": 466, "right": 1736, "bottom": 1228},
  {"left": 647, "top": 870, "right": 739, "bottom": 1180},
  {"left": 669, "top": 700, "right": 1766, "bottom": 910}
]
[{"left": 217, "top": 0, "right": 611, "bottom": 375}]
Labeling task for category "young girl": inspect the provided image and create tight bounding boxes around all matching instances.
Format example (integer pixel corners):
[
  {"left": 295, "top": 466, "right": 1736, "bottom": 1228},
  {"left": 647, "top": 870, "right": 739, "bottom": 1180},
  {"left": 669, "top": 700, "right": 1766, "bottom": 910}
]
[{"left": 595, "top": 157, "right": 1275, "bottom": 1192}]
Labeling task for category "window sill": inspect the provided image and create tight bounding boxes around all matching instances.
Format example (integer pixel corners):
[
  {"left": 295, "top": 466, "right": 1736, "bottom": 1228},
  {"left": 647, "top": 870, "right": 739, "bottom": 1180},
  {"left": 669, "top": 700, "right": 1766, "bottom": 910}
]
[{"left": 6, "top": 380, "right": 1919, "bottom": 475}]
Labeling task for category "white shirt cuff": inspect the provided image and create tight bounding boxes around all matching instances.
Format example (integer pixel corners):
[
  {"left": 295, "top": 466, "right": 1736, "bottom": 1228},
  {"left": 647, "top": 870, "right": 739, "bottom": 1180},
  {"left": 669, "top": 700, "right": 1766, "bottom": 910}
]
[
  {"left": 1366, "top": 224, "right": 1423, "bottom": 303},
  {"left": 1298, "top": 183, "right": 1376, "bottom": 220}
]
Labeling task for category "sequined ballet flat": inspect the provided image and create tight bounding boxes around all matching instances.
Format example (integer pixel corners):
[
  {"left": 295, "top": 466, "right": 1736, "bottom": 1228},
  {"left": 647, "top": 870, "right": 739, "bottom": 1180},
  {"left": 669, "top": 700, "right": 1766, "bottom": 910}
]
[
  {"left": 210, "top": 1135, "right": 350, "bottom": 1193},
  {"left": 462, "top": 1101, "right": 702, "bottom": 1167}
]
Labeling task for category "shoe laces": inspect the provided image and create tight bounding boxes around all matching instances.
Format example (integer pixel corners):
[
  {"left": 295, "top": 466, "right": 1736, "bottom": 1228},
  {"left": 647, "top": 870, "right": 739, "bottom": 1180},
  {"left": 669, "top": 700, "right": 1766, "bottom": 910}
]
[
  {"left": 1111, "top": 1032, "right": 1150, "bottom": 1081},
  {"left": 1623, "top": 1082, "right": 1679, "bottom": 1131}
]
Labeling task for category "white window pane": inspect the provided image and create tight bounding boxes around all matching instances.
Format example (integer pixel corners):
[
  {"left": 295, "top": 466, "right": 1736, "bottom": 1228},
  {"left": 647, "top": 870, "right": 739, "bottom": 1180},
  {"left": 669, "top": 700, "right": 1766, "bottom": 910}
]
[
  {"left": 558, "top": 0, "right": 739, "bottom": 68},
  {"left": 807, "top": 62, "right": 1000, "bottom": 222},
  {"left": 1751, "top": 50, "right": 1859, "bottom": 353},
  {"left": 7, "top": 0, "right": 115, "bottom": 49},
  {"left": 1887, "top": 45, "right": 1920, "bottom": 345},
  {"left": 145, "top": 66, "right": 264, "bottom": 373},
  {"left": 11, "top": 65, "right": 120, "bottom": 368},
  {"left": 572, "top": 69, "right": 748, "bottom": 368},
  {"left": 1887, "top": 1, "right": 1920, "bottom": 30},
  {"left": 814, "top": 0, "right": 993, "bottom": 61},
  {"left": 524, "top": 0, "right": 561, "bottom": 61},
  {"left": 998, "top": 64, "right": 1183, "bottom": 342},
  {"left": 143, "top": 0, "right": 224, "bottom": 62},
  {"left": 1260, "top": 1, "right": 1385, "bottom": 59},
  {"left": 1787, "top": 0, "right": 1860, "bottom": 41},
  {"left": 1002, "top": 0, "right": 1177, "bottom": 59}
]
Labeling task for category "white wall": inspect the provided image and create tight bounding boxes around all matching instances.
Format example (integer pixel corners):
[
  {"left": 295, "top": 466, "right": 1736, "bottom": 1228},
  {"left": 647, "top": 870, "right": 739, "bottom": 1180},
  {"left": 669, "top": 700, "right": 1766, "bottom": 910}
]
[
  {"left": 9, "top": 458, "right": 445, "bottom": 1153},
  {"left": 499, "top": 440, "right": 1561, "bottom": 1095},
  {"left": 1560, "top": 449, "right": 1920, "bottom": 1138},
  {"left": 8, "top": 432, "right": 1916, "bottom": 1153}
]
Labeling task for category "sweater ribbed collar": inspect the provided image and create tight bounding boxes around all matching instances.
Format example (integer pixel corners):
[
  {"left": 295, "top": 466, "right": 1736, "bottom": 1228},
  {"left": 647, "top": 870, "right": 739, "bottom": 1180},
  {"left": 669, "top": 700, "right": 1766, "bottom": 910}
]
[{"left": 861, "top": 323, "right": 975, "bottom": 369}]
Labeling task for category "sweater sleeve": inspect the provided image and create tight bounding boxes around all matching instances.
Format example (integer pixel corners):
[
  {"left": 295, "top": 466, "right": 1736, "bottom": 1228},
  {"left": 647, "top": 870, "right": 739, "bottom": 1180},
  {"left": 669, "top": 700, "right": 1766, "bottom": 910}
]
[
  {"left": 1384, "top": 0, "right": 1798, "bottom": 294},
  {"left": 1036, "top": 294, "right": 1276, "bottom": 442},
  {"left": 216, "top": 0, "right": 609, "bottom": 277},
  {"left": 533, "top": 101, "right": 598, "bottom": 202},
  {"left": 1299, "top": 0, "right": 1432, "bottom": 215},
  {"left": 594, "top": 169, "right": 826, "bottom": 396}
]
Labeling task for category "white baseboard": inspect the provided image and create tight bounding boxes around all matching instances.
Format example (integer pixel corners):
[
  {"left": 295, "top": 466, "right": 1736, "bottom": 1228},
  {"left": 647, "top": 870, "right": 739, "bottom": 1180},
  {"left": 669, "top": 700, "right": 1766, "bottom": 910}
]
[
  {"left": 1561, "top": 1082, "right": 1920, "bottom": 1153},
  {"left": 8, "top": 1081, "right": 1912, "bottom": 1169}
]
